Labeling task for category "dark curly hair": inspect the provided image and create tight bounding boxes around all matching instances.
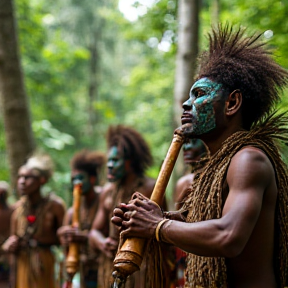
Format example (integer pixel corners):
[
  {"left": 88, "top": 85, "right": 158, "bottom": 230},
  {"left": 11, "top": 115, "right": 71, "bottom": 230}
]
[
  {"left": 70, "top": 150, "right": 106, "bottom": 177},
  {"left": 106, "top": 125, "right": 153, "bottom": 176},
  {"left": 197, "top": 23, "right": 288, "bottom": 130}
]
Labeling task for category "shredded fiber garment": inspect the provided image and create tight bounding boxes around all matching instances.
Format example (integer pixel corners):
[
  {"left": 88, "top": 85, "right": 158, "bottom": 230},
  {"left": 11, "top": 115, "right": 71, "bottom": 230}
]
[{"left": 181, "top": 113, "right": 288, "bottom": 288}]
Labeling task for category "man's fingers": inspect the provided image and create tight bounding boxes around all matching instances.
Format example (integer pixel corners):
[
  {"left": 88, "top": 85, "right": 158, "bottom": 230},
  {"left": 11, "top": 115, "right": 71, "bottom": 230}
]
[
  {"left": 123, "top": 210, "right": 137, "bottom": 220},
  {"left": 111, "top": 216, "right": 123, "bottom": 226},
  {"left": 113, "top": 207, "right": 124, "bottom": 217}
]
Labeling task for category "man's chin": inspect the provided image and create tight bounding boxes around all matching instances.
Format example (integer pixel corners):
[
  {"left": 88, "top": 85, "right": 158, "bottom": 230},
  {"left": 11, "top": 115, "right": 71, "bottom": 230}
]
[{"left": 107, "top": 176, "right": 117, "bottom": 183}]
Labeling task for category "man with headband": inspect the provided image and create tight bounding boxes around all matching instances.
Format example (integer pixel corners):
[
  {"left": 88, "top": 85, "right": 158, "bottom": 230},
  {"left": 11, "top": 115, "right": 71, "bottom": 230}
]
[
  {"left": 112, "top": 24, "right": 288, "bottom": 287},
  {"left": 2, "top": 153, "right": 66, "bottom": 288}
]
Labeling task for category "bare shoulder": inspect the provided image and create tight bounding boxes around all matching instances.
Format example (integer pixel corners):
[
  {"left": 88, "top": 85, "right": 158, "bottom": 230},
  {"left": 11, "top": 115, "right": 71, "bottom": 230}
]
[
  {"left": 140, "top": 176, "right": 156, "bottom": 198},
  {"left": 176, "top": 173, "right": 194, "bottom": 189},
  {"left": 100, "top": 182, "right": 115, "bottom": 199},
  {"left": 98, "top": 182, "right": 115, "bottom": 210},
  {"left": 49, "top": 193, "right": 67, "bottom": 209},
  {"left": 228, "top": 146, "right": 274, "bottom": 188},
  {"left": 48, "top": 195, "right": 66, "bottom": 213}
]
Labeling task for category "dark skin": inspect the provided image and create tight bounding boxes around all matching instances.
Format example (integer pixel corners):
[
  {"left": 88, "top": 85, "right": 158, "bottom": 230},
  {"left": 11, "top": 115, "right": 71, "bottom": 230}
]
[
  {"left": 89, "top": 153, "right": 155, "bottom": 259},
  {"left": 173, "top": 139, "right": 206, "bottom": 209},
  {"left": 112, "top": 84, "right": 279, "bottom": 288},
  {"left": 2, "top": 167, "right": 65, "bottom": 253},
  {"left": 0, "top": 186, "right": 14, "bottom": 288},
  {"left": 0, "top": 187, "right": 14, "bottom": 243}
]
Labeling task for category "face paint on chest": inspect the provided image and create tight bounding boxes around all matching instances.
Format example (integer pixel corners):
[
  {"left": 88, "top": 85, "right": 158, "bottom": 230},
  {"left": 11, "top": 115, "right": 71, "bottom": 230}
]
[{"left": 189, "top": 78, "right": 223, "bottom": 135}]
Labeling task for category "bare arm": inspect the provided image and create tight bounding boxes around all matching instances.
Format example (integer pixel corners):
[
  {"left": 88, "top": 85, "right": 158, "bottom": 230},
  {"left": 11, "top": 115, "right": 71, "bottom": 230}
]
[
  {"left": 2, "top": 209, "right": 20, "bottom": 253},
  {"left": 117, "top": 147, "right": 274, "bottom": 258},
  {"left": 89, "top": 187, "right": 118, "bottom": 258}
]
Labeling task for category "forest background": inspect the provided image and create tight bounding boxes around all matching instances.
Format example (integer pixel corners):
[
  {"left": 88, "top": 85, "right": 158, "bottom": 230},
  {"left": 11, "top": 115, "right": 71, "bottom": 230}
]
[{"left": 0, "top": 0, "right": 288, "bottom": 207}]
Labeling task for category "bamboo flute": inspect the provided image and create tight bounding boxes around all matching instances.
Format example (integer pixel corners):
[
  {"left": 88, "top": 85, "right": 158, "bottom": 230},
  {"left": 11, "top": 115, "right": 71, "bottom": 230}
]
[
  {"left": 63, "top": 180, "right": 82, "bottom": 288},
  {"left": 112, "top": 124, "right": 190, "bottom": 287}
]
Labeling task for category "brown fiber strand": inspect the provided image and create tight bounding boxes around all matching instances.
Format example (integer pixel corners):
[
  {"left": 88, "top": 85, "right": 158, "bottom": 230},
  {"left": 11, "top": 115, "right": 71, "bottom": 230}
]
[{"left": 181, "top": 112, "right": 288, "bottom": 288}]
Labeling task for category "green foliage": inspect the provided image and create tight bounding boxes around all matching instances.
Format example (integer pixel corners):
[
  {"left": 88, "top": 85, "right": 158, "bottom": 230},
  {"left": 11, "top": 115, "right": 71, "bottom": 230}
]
[{"left": 1, "top": 0, "right": 288, "bottom": 205}]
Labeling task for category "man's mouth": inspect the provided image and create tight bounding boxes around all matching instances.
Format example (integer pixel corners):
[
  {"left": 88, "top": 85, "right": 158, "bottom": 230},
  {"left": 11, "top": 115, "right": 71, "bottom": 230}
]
[{"left": 181, "top": 113, "right": 192, "bottom": 125}]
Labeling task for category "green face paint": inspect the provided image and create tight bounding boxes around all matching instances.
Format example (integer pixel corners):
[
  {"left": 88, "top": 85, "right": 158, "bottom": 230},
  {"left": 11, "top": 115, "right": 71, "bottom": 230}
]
[
  {"left": 71, "top": 172, "right": 91, "bottom": 195},
  {"left": 183, "top": 138, "right": 205, "bottom": 164},
  {"left": 107, "top": 146, "right": 125, "bottom": 183},
  {"left": 182, "top": 78, "right": 223, "bottom": 135}
]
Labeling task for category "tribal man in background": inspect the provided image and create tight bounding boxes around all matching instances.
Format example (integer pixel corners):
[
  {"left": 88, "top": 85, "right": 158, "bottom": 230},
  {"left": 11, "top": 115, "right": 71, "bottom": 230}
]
[
  {"left": 2, "top": 153, "right": 66, "bottom": 288},
  {"left": 89, "top": 125, "right": 174, "bottom": 288},
  {"left": 57, "top": 149, "right": 106, "bottom": 288}
]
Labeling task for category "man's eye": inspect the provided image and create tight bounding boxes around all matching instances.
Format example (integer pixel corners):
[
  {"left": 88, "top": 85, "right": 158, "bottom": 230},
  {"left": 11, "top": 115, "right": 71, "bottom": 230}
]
[{"left": 195, "top": 90, "right": 205, "bottom": 97}]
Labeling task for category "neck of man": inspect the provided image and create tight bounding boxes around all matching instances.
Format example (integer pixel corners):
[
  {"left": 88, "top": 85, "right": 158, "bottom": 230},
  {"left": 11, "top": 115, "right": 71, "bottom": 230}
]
[
  {"left": 27, "top": 190, "right": 42, "bottom": 207},
  {"left": 119, "top": 172, "right": 139, "bottom": 189},
  {"left": 83, "top": 188, "right": 97, "bottom": 206},
  {"left": 202, "top": 124, "right": 244, "bottom": 156}
]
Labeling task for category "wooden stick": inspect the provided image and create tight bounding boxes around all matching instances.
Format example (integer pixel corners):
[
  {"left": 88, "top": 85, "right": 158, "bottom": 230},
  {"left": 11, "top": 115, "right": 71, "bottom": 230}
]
[
  {"left": 64, "top": 181, "right": 82, "bottom": 286},
  {"left": 112, "top": 126, "right": 189, "bottom": 284}
]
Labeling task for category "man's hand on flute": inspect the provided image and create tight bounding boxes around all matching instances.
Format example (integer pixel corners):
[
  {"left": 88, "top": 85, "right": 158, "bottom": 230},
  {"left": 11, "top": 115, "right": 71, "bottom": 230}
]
[{"left": 111, "top": 192, "right": 164, "bottom": 239}]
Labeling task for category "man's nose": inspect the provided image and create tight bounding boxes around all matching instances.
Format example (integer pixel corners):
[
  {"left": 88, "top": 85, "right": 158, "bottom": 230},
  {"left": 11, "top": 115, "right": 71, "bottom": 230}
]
[
  {"left": 182, "top": 98, "right": 192, "bottom": 110},
  {"left": 107, "top": 161, "right": 113, "bottom": 169}
]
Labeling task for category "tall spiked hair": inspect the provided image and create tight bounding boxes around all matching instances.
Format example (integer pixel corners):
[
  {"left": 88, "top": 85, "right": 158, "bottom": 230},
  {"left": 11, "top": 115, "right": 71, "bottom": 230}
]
[
  {"left": 197, "top": 23, "right": 288, "bottom": 129},
  {"left": 106, "top": 125, "right": 153, "bottom": 176}
]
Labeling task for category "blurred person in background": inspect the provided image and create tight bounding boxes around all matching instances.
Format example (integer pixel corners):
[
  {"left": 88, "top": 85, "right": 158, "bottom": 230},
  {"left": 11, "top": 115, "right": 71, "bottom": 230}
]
[
  {"left": 89, "top": 125, "right": 175, "bottom": 288},
  {"left": 0, "top": 181, "right": 14, "bottom": 288},
  {"left": 2, "top": 153, "right": 66, "bottom": 288},
  {"left": 172, "top": 139, "right": 207, "bottom": 288},
  {"left": 173, "top": 138, "right": 207, "bottom": 210},
  {"left": 57, "top": 149, "right": 106, "bottom": 288}
]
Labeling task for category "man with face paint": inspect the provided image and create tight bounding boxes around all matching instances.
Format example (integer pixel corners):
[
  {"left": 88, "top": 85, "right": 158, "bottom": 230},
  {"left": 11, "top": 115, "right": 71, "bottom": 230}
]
[
  {"left": 174, "top": 138, "right": 207, "bottom": 210},
  {"left": 89, "top": 125, "right": 176, "bottom": 288},
  {"left": 2, "top": 153, "right": 66, "bottom": 288},
  {"left": 172, "top": 139, "right": 207, "bottom": 288},
  {"left": 0, "top": 181, "right": 14, "bottom": 288},
  {"left": 112, "top": 24, "right": 288, "bottom": 288},
  {"left": 57, "top": 149, "right": 106, "bottom": 288}
]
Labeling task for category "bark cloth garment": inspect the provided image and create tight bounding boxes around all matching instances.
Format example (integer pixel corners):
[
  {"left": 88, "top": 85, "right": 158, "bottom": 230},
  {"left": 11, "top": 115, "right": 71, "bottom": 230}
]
[
  {"left": 179, "top": 113, "right": 288, "bottom": 288},
  {"left": 13, "top": 195, "right": 56, "bottom": 288}
]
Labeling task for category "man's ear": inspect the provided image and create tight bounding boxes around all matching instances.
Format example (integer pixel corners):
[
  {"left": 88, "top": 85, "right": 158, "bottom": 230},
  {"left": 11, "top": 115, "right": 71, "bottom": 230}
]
[
  {"left": 40, "top": 176, "right": 47, "bottom": 185},
  {"left": 225, "top": 89, "right": 242, "bottom": 116}
]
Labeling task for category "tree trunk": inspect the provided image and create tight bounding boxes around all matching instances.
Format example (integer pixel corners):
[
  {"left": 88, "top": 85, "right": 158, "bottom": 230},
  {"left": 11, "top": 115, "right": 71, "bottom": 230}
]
[
  {"left": 0, "top": 0, "right": 35, "bottom": 190},
  {"left": 170, "top": 0, "right": 200, "bottom": 209},
  {"left": 211, "top": 0, "right": 220, "bottom": 25},
  {"left": 173, "top": 0, "right": 200, "bottom": 128}
]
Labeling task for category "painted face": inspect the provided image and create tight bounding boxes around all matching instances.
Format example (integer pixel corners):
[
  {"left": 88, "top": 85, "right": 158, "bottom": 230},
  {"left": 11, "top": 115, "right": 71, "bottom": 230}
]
[
  {"left": 182, "top": 78, "right": 223, "bottom": 136},
  {"left": 183, "top": 139, "right": 205, "bottom": 164},
  {"left": 17, "top": 167, "right": 43, "bottom": 196},
  {"left": 71, "top": 170, "right": 91, "bottom": 195},
  {"left": 107, "top": 146, "right": 125, "bottom": 183}
]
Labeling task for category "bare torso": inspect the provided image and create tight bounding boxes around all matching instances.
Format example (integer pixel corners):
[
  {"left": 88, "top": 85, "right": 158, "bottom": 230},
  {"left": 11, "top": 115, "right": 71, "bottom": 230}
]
[{"left": 226, "top": 170, "right": 278, "bottom": 288}]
